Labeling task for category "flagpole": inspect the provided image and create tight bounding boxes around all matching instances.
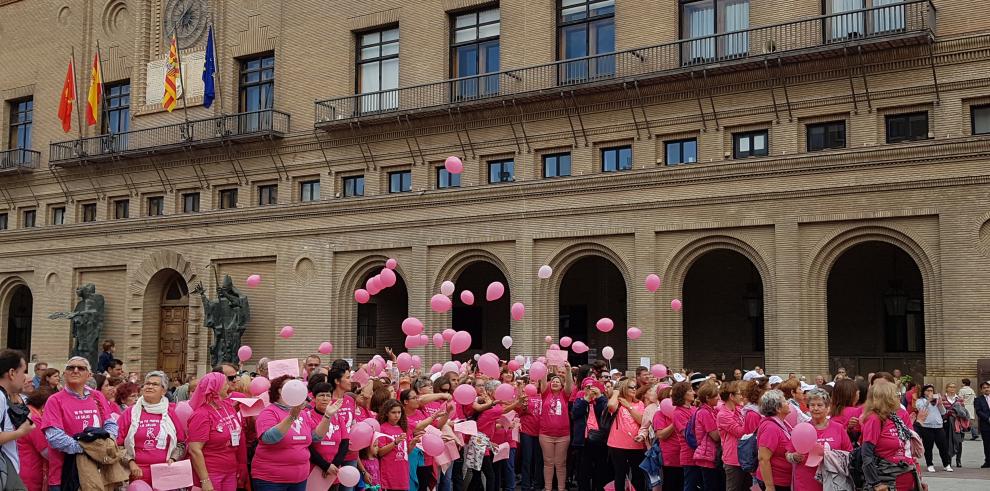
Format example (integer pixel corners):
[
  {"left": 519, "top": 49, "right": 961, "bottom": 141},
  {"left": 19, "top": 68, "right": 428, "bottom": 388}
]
[
  {"left": 173, "top": 27, "right": 192, "bottom": 139},
  {"left": 71, "top": 46, "right": 83, "bottom": 144},
  {"left": 212, "top": 24, "right": 224, "bottom": 115},
  {"left": 95, "top": 40, "right": 112, "bottom": 136}
]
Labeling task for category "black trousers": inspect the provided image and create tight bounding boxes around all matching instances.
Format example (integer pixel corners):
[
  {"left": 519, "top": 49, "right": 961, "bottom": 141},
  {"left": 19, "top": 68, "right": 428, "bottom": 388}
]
[
  {"left": 578, "top": 442, "right": 609, "bottom": 491},
  {"left": 465, "top": 455, "right": 496, "bottom": 491},
  {"left": 661, "top": 466, "right": 683, "bottom": 491},
  {"left": 982, "top": 424, "right": 990, "bottom": 465},
  {"left": 917, "top": 425, "right": 952, "bottom": 467},
  {"left": 608, "top": 447, "right": 646, "bottom": 491}
]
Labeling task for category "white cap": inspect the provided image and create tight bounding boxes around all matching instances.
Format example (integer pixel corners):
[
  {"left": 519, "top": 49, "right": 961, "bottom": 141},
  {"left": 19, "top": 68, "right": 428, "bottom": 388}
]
[
  {"left": 743, "top": 370, "right": 761, "bottom": 381},
  {"left": 672, "top": 373, "right": 686, "bottom": 383},
  {"left": 609, "top": 369, "right": 620, "bottom": 375},
  {"left": 826, "top": 381, "right": 836, "bottom": 387},
  {"left": 800, "top": 382, "right": 817, "bottom": 392},
  {"left": 768, "top": 375, "right": 783, "bottom": 385}
]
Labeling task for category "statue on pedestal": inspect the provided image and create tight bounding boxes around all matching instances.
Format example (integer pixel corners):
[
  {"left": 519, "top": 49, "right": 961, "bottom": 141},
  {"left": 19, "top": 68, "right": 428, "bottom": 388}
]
[
  {"left": 193, "top": 274, "right": 251, "bottom": 366},
  {"left": 49, "top": 284, "right": 105, "bottom": 369}
]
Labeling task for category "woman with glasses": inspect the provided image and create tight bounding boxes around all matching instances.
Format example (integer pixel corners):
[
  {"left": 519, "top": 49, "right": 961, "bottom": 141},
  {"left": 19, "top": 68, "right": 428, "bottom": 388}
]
[
  {"left": 791, "top": 389, "right": 852, "bottom": 491},
  {"left": 306, "top": 381, "right": 346, "bottom": 481},
  {"left": 607, "top": 378, "right": 646, "bottom": 491},
  {"left": 188, "top": 371, "right": 247, "bottom": 491},
  {"left": 41, "top": 357, "right": 118, "bottom": 491},
  {"left": 116, "top": 371, "right": 186, "bottom": 487}
]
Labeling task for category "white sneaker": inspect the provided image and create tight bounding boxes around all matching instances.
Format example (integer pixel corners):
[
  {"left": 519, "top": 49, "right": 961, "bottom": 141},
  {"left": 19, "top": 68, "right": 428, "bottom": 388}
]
[
  {"left": 927, "top": 466, "right": 936, "bottom": 473},
  {"left": 945, "top": 465, "right": 954, "bottom": 472}
]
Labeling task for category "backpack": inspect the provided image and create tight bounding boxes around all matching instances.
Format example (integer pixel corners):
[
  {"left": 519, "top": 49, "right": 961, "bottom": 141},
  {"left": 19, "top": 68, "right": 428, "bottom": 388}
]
[
  {"left": 587, "top": 400, "right": 615, "bottom": 444},
  {"left": 684, "top": 409, "right": 700, "bottom": 449},
  {"left": 737, "top": 432, "right": 759, "bottom": 473}
]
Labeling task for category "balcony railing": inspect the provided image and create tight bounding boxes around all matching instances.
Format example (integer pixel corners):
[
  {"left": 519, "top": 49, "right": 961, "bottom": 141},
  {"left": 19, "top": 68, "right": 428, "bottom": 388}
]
[
  {"left": 0, "top": 148, "right": 41, "bottom": 173},
  {"left": 315, "top": 0, "right": 935, "bottom": 128},
  {"left": 50, "top": 109, "right": 290, "bottom": 166}
]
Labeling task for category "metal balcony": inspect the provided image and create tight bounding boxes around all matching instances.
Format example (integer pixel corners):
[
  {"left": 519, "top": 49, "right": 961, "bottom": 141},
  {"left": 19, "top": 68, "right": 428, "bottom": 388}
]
[
  {"left": 315, "top": 0, "right": 935, "bottom": 129},
  {"left": 0, "top": 148, "right": 41, "bottom": 174},
  {"left": 49, "top": 109, "right": 290, "bottom": 167}
]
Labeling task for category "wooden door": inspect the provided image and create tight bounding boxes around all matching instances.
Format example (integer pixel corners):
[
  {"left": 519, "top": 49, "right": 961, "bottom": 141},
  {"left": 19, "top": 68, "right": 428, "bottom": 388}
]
[{"left": 157, "top": 306, "right": 188, "bottom": 382}]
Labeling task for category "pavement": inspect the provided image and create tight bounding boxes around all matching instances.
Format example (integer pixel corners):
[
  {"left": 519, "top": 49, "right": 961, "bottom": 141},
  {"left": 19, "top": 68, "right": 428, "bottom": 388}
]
[{"left": 923, "top": 439, "right": 990, "bottom": 490}]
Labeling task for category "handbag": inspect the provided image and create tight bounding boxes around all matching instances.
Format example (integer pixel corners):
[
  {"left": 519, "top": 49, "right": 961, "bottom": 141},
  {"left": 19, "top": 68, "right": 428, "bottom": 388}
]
[
  {"left": 0, "top": 403, "right": 27, "bottom": 491},
  {"left": 587, "top": 403, "right": 616, "bottom": 444}
]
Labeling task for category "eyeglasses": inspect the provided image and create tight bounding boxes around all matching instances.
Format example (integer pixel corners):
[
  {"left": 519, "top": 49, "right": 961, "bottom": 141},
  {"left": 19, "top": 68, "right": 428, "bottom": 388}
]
[
  {"left": 627, "top": 386, "right": 638, "bottom": 390},
  {"left": 65, "top": 365, "right": 88, "bottom": 372},
  {"left": 226, "top": 375, "right": 237, "bottom": 382}
]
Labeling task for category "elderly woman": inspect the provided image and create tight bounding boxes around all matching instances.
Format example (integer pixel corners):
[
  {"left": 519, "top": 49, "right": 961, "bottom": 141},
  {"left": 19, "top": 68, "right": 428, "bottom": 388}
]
[
  {"left": 188, "top": 372, "right": 247, "bottom": 491},
  {"left": 756, "top": 389, "right": 801, "bottom": 491},
  {"left": 862, "top": 382, "right": 920, "bottom": 490},
  {"left": 41, "top": 356, "right": 118, "bottom": 491},
  {"left": 116, "top": 371, "right": 186, "bottom": 486},
  {"left": 792, "top": 389, "right": 852, "bottom": 491}
]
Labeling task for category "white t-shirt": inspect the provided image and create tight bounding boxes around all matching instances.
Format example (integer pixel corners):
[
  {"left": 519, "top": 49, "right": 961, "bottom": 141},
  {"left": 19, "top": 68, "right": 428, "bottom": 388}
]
[{"left": 0, "top": 390, "right": 20, "bottom": 471}]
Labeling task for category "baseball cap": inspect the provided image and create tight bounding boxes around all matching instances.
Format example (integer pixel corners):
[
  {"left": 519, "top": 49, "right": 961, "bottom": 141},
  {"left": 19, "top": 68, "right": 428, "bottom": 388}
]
[
  {"left": 768, "top": 375, "right": 783, "bottom": 385},
  {"left": 743, "top": 370, "right": 761, "bottom": 381},
  {"left": 689, "top": 372, "right": 708, "bottom": 387},
  {"left": 581, "top": 377, "right": 605, "bottom": 394},
  {"left": 672, "top": 373, "right": 686, "bottom": 383}
]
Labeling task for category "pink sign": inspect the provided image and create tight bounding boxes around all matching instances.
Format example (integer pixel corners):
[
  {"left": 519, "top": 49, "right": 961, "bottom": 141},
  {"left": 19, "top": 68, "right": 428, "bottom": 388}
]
[
  {"left": 453, "top": 420, "right": 477, "bottom": 436},
  {"left": 493, "top": 442, "right": 511, "bottom": 462},
  {"left": 545, "top": 349, "right": 567, "bottom": 366},
  {"left": 306, "top": 466, "right": 335, "bottom": 491},
  {"left": 151, "top": 460, "right": 194, "bottom": 490},
  {"left": 268, "top": 358, "right": 300, "bottom": 379},
  {"left": 231, "top": 397, "right": 264, "bottom": 417}
]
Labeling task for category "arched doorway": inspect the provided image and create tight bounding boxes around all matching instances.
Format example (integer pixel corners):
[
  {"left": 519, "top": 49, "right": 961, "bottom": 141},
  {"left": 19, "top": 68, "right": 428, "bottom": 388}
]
[
  {"left": 153, "top": 271, "right": 189, "bottom": 381},
  {"left": 827, "top": 241, "right": 925, "bottom": 378},
  {"left": 559, "top": 256, "right": 627, "bottom": 369},
  {"left": 451, "top": 261, "right": 510, "bottom": 359},
  {"left": 6, "top": 285, "right": 32, "bottom": 356},
  {"left": 357, "top": 270, "right": 409, "bottom": 356},
  {"left": 683, "top": 249, "right": 765, "bottom": 377}
]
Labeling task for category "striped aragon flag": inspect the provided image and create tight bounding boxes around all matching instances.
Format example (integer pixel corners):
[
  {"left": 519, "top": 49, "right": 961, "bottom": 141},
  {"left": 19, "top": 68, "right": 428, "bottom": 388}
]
[
  {"left": 57, "top": 59, "right": 76, "bottom": 133},
  {"left": 85, "top": 52, "right": 102, "bottom": 126},
  {"left": 162, "top": 34, "right": 181, "bottom": 112}
]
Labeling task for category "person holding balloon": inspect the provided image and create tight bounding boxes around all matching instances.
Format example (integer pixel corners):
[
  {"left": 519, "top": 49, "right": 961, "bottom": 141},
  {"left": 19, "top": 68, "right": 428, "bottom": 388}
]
[
  {"left": 187, "top": 371, "right": 246, "bottom": 491},
  {"left": 305, "top": 382, "right": 346, "bottom": 483},
  {"left": 537, "top": 362, "right": 572, "bottom": 491},
  {"left": 116, "top": 371, "right": 186, "bottom": 487},
  {"left": 650, "top": 386, "right": 681, "bottom": 491},
  {"left": 377, "top": 399, "right": 418, "bottom": 491},
  {"left": 790, "top": 389, "right": 852, "bottom": 491}
]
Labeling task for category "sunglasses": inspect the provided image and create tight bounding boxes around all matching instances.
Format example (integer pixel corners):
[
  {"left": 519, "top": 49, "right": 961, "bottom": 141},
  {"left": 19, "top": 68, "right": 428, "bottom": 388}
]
[
  {"left": 226, "top": 375, "right": 237, "bottom": 382},
  {"left": 65, "top": 365, "right": 88, "bottom": 372}
]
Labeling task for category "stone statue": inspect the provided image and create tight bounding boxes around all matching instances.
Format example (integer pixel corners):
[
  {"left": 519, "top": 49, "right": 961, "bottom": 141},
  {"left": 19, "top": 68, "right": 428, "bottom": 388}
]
[
  {"left": 48, "top": 284, "right": 105, "bottom": 368},
  {"left": 193, "top": 274, "right": 251, "bottom": 366}
]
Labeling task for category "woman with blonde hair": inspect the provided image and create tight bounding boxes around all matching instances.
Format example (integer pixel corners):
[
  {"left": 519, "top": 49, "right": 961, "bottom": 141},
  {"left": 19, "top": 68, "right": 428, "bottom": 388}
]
[
  {"left": 861, "top": 382, "right": 921, "bottom": 491},
  {"left": 607, "top": 378, "right": 646, "bottom": 491}
]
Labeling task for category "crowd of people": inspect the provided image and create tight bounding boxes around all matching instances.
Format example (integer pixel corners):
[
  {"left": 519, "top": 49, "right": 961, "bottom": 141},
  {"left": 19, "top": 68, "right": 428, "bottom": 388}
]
[{"left": 1, "top": 342, "right": 989, "bottom": 491}]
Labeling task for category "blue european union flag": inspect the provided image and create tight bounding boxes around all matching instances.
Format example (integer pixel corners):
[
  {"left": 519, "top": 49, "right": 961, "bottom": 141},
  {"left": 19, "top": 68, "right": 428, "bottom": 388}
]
[{"left": 203, "top": 26, "right": 216, "bottom": 109}]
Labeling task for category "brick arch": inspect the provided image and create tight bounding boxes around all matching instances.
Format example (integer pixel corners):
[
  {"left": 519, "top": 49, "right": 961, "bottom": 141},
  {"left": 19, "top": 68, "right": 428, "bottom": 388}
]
[
  {"left": 334, "top": 255, "right": 410, "bottom": 357},
  {"left": 0, "top": 276, "right": 32, "bottom": 352},
  {"left": 804, "top": 225, "right": 940, "bottom": 376},
  {"left": 434, "top": 248, "right": 513, "bottom": 293},
  {"left": 129, "top": 251, "right": 200, "bottom": 376}
]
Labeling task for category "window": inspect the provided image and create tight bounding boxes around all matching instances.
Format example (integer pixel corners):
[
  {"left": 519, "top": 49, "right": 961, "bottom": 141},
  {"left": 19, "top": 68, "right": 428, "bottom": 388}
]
[
  {"left": 357, "top": 303, "right": 377, "bottom": 349},
  {"left": 488, "top": 159, "right": 515, "bottom": 183},
  {"left": 436, "top": 167, "right": 461, "bottom": 189},
  {"left": 543, "top": 153, "right": 572, "bottom": 178},
  {"left": 219, "top": 189, "right": 238, "bottom": 209},
  {"left": 342, "top": 176, "right": 365, "bottom": 197},
  {"left": 885, "top": 112, "right": 928, "bottom": 143},
  {"left": 258, "top": 184, "right": 278, "bottom": 206},
  {"left": 0, "top": 213, "right": 6, "bottom": 230},
  {"left": 100, "top": 82, "right": 130, "bottom": 152},
  {"left": 300, "top": 180, "right": 320, "bottom": 202},
  {"left": 358, "top": 27, "right": 399, "bottom": 113},
  {"left": 182, "top": 192, "right": 200, "bottom": 213},
  {"left": 51, "top": 207, "right": 65, "bottom": 225},
  {"left": 733, "top": 129, "right": 769, "bottom": 158},
  {"left": 388, "top": 170, "right": 412, "bottom": 193},
  {"left": 81, "top": 203, "right": 97, "bottom": 222},
  {"left": 827, "top": 0, "right": 907, "bottom": 40},
  {"left": 22, "top": 210, "right": 35, "bottom": 228},
  {"left": 558, "top": 0, "right": 615, "bottom": 83},
  {"left": 806, "top": 121, "right": 847, "bottom": 151},
  {"left": 239, "top": 55, "right": 274, "bottom": 131},
  {"left": 601, "top": 146, "right": 632, "bottom": 172},
  {"left": 971, "top": 104, "right": 990, "bottom": 135},
  {"left": 147, "top": 196, "right": 165, "bottom": 217},
  {"left": 8, "top": 98, "right": 32, "bottom": 151},
  {"left": 680, "top": 0, "right": 749, "bottom": 64},
  {"left": 665, "top": 138, "right": 698, "bottom": 165},
  {"left": 113, "top": 199, "right": 129, "bottom": 219},
  {"left": 451, "top": 8, "right": 500, "bottom": 100}
]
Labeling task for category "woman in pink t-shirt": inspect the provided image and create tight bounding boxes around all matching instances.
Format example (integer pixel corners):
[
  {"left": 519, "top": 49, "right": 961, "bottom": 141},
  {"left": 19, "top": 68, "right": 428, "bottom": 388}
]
[
  {"left": 537, "top": 363, "right": 572, "bottom": 491},
  {"left": 18, "top": 389, "right": 51, "bottom": 491},
  {"left": 377, "top": 399, "right": 418, "bottom": 491},
  {"left": 693, "top": 383, "right": 722, "bottom": 490},
  {"left": 791, "top": 389, "right": 852, "bottom": 491},
  {"left": 651, "top": 386, "right": 681, "bottom": 491},
  {"left": 187, "top": 372, "right": 247, "bottom": 491},
  {"left": 716, "top": 381, "right": 747, "bottom": 491},
  {"left": 670, "top": 382, "right": 699, "bottom": 490},
  {"left": 756, "top": 390, "right": 802, "bottom": 491},
  {"left": 519, "top": 378, "right": 544, "bottom": 491},
  {"left": 829, "top": 379, "right": 861, "bottom": 437},
  {"left": 116, "top": 371, "right": 186, "bottom": 486},
  {"left": 305, "top": 381, "right": 346, "bottom": 482},
  {"left": 861, "top": 383, "right": 919, "bottom": 491},
  {"left": 607, "top": 378, "right": 646, "bottom": 491}
]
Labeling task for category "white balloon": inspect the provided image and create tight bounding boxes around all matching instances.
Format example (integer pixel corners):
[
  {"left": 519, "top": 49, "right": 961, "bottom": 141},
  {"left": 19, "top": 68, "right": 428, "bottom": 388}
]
[
  {"left": 601, "top": 346, "right": 615, "bottom": 360},
  {"left": 501, "top": 335, "right": 513, "bottom": 349},
  {"left": 473, "top": 354, "right": 481, "bottom": 361},
  {"left": 440, "top": 281, "right": 456, "bottom": 296},
  {"left": 537, "top": 265, "right": 553, "bottom": 279}
]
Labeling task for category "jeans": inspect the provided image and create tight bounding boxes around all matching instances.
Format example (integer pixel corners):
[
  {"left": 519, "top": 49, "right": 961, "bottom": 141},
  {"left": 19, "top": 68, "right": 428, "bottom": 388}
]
[
  {"left": 500, "top": 447, "right": 517, "bottom": 491},
  {"left": 520, "top": 433, "right": 545, "bottom": 491},
  {"left": 682, "top": 465, "right": 700, "bottom": 491},
  {"left": 438, "top": 460, "right": 454, "bottom": 491},
  {"left": 252, "top": 478, "right": 307, "bottom": 491}
]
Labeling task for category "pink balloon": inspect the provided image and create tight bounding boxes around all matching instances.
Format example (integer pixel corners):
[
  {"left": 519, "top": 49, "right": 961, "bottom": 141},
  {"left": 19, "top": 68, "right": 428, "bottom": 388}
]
[
  {"left": 411, "top": 355, "right": 423, "bottom": 369},
  {"left": 651, "top": 364, "right": 668, "bottom": 379},
  {"left": 571, "top": 341, "right": 589, "bottom": 354},
  {"left": 385, "top": 258, "right": 398, "bottom": 270},
  {"left": 486, "top": 281, "right": 505, "bottom": 301},
  {"left": 524, "top": 384, "right": 538, "bottom": 397},
  {"left": 396, "top": 352, "right": 413, "bottom": 372},
  {"left": 627, "top": 327, "right": 642, "bottom": 340},
  {"left": 281, "top": 379, "right": 308, "bottom": 406},
  {"left": 792, "top": 422, "right": 817, "bottom": 454},
  {"left": 440, "top": 280, "right": 456, "bottom": 296},
  {"left": 559, "top": 336, "right": 572, "bottom": 348},
  {"left": 596, "top": 318, "right": 614, "bottom": 333},
  {"left": 538, "top": 356, "right": 547, "bottom": 364},
  {"left": 453, "top": 384, "right": 477, "bottom": 405},
  {"left": 365, "top": 277, "right": 381, "bottom": 295},
  {"left": 380, "top": 268, "right": 397, "bottom": 287},
  {"left": 442, "top": 328, "right": 457, "bottom": 341},
  {"left": 450, "top": 331, "right": 472, "bottom": 355},
  {"left": 404, "top": 336, "right": 419, "bottom": 350},
  {"left": 495, "top": 383, "right": 515, "bottom": 402},
  {"left": 645, "top": 274, "right": 661, "bottom": 292},
  {"left": 363, "top": 417, "right": 381, "bottom": 433},
  {"left": 601, "top": 346, "right": 615, "bottom": 360},
  {"left": 337, "top": 466, "right": 361, "bottom": 487},
  {"left": 479, "top": 353, "right": 500, "bottom": 378},
  {"left": 369, "top": 275, "right": 384, "bottom": 292},
  {"left": 249, "top": 377, "right": 270, "bottom": 396},
  {"left": 507, "top": 360, "right": 520, "bottom": 371},
  {"left": 785, "top": 408, "right": 800, "bottom": 428},
  {"left": 419, "top": 334, "right": 429, "bottom": 346},
  {"left": 246, "top": 274, "right": 262, "bottom": 288},
  {"left": 550, "top": 344, "right": 560, "bottom": 350},
  {"left": 444, "top": 156, "right": 464, "bottom": 175},
  {"left": 319, "top": 342, "right": 333, "bottom": 355},
  {"left": 510, "top": 302, "right": 525, "bottom": 321},
  {"left": 349, "top": 421, "right": 374, "bottom": 450},
  {"left": 402, "top": 317, "right": 424, "bottom": 336},
  {"left": 422, "top": 433, "right": 445, "bottom": 457},
  {"left": 354, "top": 289, "right": 370, "bottom": 304},
  {"left": 279, "top": 326, "right": 294, "bottom": 339},
  {"left": 431, "top": 294, "right": 453, "bottom": 313},
  {"left": 433, "top": 333, "right": 445, "bottom": 348},
  {"left": 128, "top": 480, "right": 153, "bottom": 491},
  {"left": 431, "top": 363, "right": 443, "bottom": 374},
  {"left": 544, "top": 336, "right": 553, "bottom": 343},
  {"left": 514, "top": 355, "right": 525, "bottom": 365},
  {"left": 442, "top": 361, "right": 459, "bottom": 375},
  {"left": 460, "top": 290, "right": 475, "bottom": 305},
  {"left": 671, "top": 299, "right": 683, "bottom": 312},
  {"left": 237, "top": 345, "right": 252, "bottom": 362},
  {"left": 660, "top": 398, "right": 675, "bottom": 417},
  {"left": 175, "top": 401, "right": 193, "bottom": 427},
  {"left": 529, "top": 361, "right": 548, "bottom": 380}
]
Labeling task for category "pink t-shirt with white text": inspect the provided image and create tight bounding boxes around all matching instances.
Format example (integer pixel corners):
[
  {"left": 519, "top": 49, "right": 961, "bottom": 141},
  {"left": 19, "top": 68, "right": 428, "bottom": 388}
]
[
  {"left": 792, "top": 421, "right": 852, "bottom": 491},
  {"left": 41, "top": 389, "right": 114, "bottom": 485},
  {"left": 520, "top": 396, "right": 542, "bottom": 436},
  {"left": 253, "top": 404, "right": 313, "bottom": 483},
  {"left": 114, "top": 405, "right": 187, "bottom": 483},
  {"left": 186, "top": 400, "right": 243, "bottom": 485},
  {"left": 305, "top": 408, "right": 342, "bottom": 466},
  {"left": 539, "top": 390, "right": 570, "bottom": 437},
  {"left": 377, "top": 422, "right": 411, "bottom": 490}
]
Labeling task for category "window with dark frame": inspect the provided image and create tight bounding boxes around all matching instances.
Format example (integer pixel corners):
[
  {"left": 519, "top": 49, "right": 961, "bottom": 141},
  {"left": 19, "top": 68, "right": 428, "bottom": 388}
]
[
  {"left": 219, "top": 189, "right": 238, "bottom": 209},
  {"left": 182, "top": 192, "right": 200, "bottom": 213},
  {"left": 543, "top": 153, "right": 572, "bottom": 178},
  {"left": 81, "top": 203, "right": 97, "bottom": 222},
  {"left": 239, "top": 54, "right": 274, "bottom": 131},
  {"left": 825, "top": 0, "right": 907, "bottom": 41},
  {"left": 22, "top": 209, "right": 36, "bottom": 228},
  {"left": 0, "top": 213, "right": 7, "bottom": 230},
  {"left": 971, "top": 104, "right": 990, "bottom": 135},
  {"left": 558, "top": 0, "right": 615, "bottom": 83},
  {"left": 358, "top": 27, "right": 400, "bottom": 113},
  {"left": 300, "top": 180, "right": 320, "bottom": 202},
  {"left": 103, "top": 82, "right": 130, "bottom": 134},
  {"left": 357, "top": 303, "right": 378, "bottom": 349},
  {"left": 147, "top": 196, "right": 165, "bottom": 217},
  {"left": 258, "top": 184, "right": 278, "bottom": 206},
  {"left": 680, "top": 0, "right": 750, "bottom": 64},
  {"left": 732, "top": 129, "right": 769, "bottom": 159},
  {"left": 342, "top": 175, "right": 365, "bottom": 197},
  {"left": 436, "top": 167, "right": 461, "bottom": 189},
  {"left": 451, "top": 8, "right": 500, "bottom": 100},
  {"left": 8, "top": 98, "right": 32, "bottom": 151},
  {"left": 51, "top": 207, "right": 65, "bottom": 225},
  {"left": 601, "top": 145, "right": 632, "bottom": 172},
  {"left": 665, "top": 138, "right": 698, "bottom": 165},
  {"left": 488, "top": 159, "right": 515, "bottom": 183},
  {"left": 388, "top": 170, "right": 412, "bottom": 193},
  {"left": 806, "top": 121, "right": 847, "bottom": 152},
  {"left": 113, "top": 199, "right": 129, "bottom": 219},
  {"left": 885, "top": 112, "right": 929, "bottom": 143}
]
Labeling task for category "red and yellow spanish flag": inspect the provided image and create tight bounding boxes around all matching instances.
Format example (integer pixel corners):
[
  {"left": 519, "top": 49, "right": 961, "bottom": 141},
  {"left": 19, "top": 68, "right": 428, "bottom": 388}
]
[
  {"left": 85, "top": 52, "right": 102, "bottom": 126},
  {"left": 162, "top": 34, "right": 180, "bottom": 112},
  {"left": 57, "top": 59, "right": 77, "bottom": 133}
]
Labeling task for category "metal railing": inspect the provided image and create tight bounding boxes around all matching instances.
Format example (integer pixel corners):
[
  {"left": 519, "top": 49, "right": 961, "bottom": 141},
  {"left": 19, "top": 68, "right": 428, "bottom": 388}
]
[
  {"left": 50, "top": 109, "right": 290, "bottom": 164},
  {"left": 0, "top": 148, "right": 41, "bottom": 173},
  {"left": 315, "top": 1, "right": 935, "bottom": 126}
]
